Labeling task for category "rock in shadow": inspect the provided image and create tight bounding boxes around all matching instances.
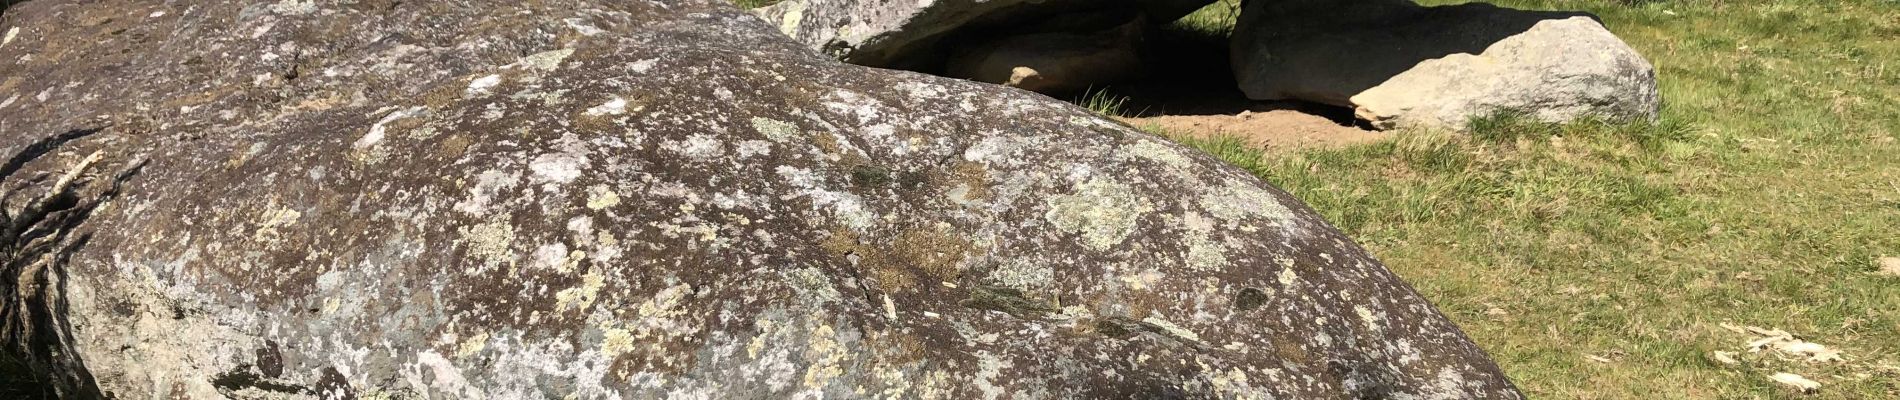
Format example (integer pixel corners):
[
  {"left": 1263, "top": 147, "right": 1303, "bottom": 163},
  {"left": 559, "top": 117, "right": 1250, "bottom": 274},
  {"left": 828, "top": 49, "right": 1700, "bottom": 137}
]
[
  {"left": 943, "top": 8, "right": 1153, "bottom": 95},
  {"left": 0, "top": 128, "right": 144, "bottom": 400},
  {"left": 1233, "top": 0, "right": 1595, "bottom": 105},
  {"left": 1231, "top": 0, "right": 1658, "bottom": 130}
]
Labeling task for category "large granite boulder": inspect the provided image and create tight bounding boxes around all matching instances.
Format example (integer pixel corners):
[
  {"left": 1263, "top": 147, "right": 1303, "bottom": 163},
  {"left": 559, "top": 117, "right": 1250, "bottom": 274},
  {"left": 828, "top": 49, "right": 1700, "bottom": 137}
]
[
  {"left": 757, "top": 0, "right": 1209, "bottom": 70},
  {"left": 1231, "top": 0, "right": 1660, "bottom": 130},
  {"left": 0, "top": 0, "right": 1521, "bottom": 398}
]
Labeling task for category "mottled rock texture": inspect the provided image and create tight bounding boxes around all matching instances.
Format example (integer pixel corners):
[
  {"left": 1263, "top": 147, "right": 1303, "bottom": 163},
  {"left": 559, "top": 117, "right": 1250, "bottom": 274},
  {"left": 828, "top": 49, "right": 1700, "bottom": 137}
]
[
  {"left": 0, "top": 0, "right": 1522, "bottom": 398},
  {"left": 757, "top": 0, "right": 1208, "bottom": 70},
  {"left": 1232, "top": 0, "right": 1660, "bottom": 130}
]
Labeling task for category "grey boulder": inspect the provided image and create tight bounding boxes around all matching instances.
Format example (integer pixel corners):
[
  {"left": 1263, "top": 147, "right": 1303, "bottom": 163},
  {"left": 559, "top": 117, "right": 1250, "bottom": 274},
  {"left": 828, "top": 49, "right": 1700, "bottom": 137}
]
[
  {"left": 1232, "top": 0, "right": 1660, "bottom": 130},
  {"left": 0, "top": 0, "right": 1521, "bottom": 398}
]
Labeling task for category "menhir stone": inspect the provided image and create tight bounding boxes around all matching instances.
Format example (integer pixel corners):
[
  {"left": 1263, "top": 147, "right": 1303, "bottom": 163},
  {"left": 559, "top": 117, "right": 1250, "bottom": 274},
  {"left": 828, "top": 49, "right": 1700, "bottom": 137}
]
[
  {"left": 0, "top": 0, "right": 1521, "bottom": 398},
  {"left": 1231, "top": 0, "right": 1660, "bottom": 130}
]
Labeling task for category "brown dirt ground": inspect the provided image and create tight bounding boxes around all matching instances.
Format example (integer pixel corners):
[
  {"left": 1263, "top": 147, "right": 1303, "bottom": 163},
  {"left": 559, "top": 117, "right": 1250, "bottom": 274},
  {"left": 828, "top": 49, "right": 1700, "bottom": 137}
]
[
  {"left": 1118, "top": 104, "right": 1386, "bottom": 150},
  {"left": 1081, "top": 22, "right": 1390, "bottom": 152}
]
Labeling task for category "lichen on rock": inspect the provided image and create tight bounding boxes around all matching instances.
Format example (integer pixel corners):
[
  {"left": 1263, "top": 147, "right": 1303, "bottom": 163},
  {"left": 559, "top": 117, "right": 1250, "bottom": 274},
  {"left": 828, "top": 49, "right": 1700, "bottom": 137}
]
[{"left": 0, "top": 0, "right": 1521, "bottom": 398}]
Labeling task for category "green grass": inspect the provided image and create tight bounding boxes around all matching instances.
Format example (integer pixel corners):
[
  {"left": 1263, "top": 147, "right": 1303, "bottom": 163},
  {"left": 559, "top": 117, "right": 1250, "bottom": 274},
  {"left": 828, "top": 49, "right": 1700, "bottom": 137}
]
[
  {"left": 1075, "top": 87, "right": 1134, "bottom": 117},
  {"left": 1147, "top": 0, "right": 1900, "bottom": 397},
  {"left": 1168, "top": 0, "right": 1243, "bottom": 40}
]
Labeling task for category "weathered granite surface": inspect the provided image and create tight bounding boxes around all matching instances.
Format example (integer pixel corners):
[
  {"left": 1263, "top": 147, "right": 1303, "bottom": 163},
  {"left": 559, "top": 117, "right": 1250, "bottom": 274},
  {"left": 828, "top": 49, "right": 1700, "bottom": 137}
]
[{"left": 0, "top": 0, "right": 1521, "bottom": 398}]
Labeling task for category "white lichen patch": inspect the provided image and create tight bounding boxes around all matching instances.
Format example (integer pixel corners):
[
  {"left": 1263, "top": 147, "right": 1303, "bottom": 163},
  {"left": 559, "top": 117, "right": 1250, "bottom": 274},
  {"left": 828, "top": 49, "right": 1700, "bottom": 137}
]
[
  {"left": 661, "top": 134, "right": 725, "bottom": 161},
  {"left": 465, "top": 74, "right": 502, "bottom": 97},
  {"left": 563, "top": 18, "right": 606, "bottom": 36},
  {"left": 1044, "top": 177, "right": 1151, "bottom": 251},
  {"left": 1201, "top": 178, "right": 1295, "bottom": 229},
  {"left": 410, "top": 351, "right": 472, "bottom": 395},
  {"left": 583, "top": 96, "right": 628, "bottom": 116},
  {"left": 2, "top": 27, "right": 18, "bottom": 47},
  {"left": 353, "top": 107, "right": 426, "bottom": 164},
  {"left": 1185, "top": 241, "right": 1227, "bottom": 273},
  {"left": 1355, "top": 305, "right": 1386, "bottom": 333},
  {"left": 776, "top": 166, "right": 877, "bottom": 230},
  {"left": 629, "top": 58, "right": 659, "bottom": 74},
  {"left": 750, "top": 117, "right": 800, "bottom": 142},
  {"left": 734, "top": 140, "right": 774, "bottom": 159},
  {"left": 589, "top": 231, "right": 622, "bottom": 264},
  {"left": 529, "top": 243, "right": 584, "bottom": 274},
  {"left": 962, "top": 136, "right": 1024, "bottom": 165},
  {"left": 1181, "top": 212, "right": 1227, "bottom": 272},
  {"left": 519, "top": 48, "right": 576, "bottom": 72},
  {"left": 783, "top": 268, "right": 843, "bottom": 305},
  {"left": 973, "top": 352, "right": 1010, "bottom": 400},
  {"left": 454, "top": 169, "right": 521, "bottom": 215},
  {"left": 986, "top": 259, "right": 1054, "bottom": 293},
  {"left": 1120, "top": 140, "right": 1197, "bottom": 172},
  {"left": 529, "top": 150, "right": 589, "bottom": 184},
  {"left": 585, "top": 185, "right": 621, "bottom": 210},
  {"left": 270, "top": 0, "right": 317, "bottom": 15}
]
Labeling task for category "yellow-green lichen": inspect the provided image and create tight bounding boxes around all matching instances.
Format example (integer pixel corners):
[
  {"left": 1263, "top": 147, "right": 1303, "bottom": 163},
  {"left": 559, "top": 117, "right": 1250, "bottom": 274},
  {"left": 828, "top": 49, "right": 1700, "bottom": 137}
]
[
  {"left": 601, "top": 327, "right": 636, "bottom": 359},
  {"left": 750, "top": 116, "right": 800, "bottom": 142},
  {"left": 554, "top": 270, "right": 606, "bottom": 312},
  {"left": 799, "top": 324, "right": 847, "bottom": 392},
  {"left": 777, "top": 2, "right": 808, "bottom": 37},
  {"left": 455, "top": 332, "right": 489, "bottom": 358},
  {"left": 252, "top": 206, "right": 303, "bottom": 244},
  {"left": 458, "top": 219, "right": 517, "bottom": 264},
  {"left": 586, "top": 185, "right": 622, "bottom": 210},
  {"left": 1045, "top": 177, "right": 1151, "bottom": 251}
]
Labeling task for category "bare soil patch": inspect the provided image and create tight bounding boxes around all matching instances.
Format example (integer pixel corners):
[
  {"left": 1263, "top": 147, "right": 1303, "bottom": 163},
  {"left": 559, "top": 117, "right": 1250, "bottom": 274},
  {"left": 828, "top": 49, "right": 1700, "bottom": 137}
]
[{"left": 1118, "top": 102, "right": 1384, "bottom": 150}]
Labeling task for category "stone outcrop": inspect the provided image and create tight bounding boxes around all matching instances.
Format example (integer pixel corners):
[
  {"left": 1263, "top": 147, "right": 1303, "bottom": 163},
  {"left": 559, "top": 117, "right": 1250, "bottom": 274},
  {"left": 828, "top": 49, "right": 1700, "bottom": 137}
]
[
  {"left": 1231, "top": 0, "right": 1660, "bottom": 130},
  {"left": 0, "top": 0, "right": 1521, "bottom": 398}
]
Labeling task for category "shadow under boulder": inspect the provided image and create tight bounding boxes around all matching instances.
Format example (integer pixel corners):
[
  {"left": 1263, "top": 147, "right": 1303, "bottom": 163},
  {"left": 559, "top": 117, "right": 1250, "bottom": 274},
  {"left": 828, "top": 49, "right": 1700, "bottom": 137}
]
[
  {"left": 1231, "top": 0, "right": 1660, "bottom": 130},
  {"left": 757, "top": 0, "right": 1212, "bottom": 71}
]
